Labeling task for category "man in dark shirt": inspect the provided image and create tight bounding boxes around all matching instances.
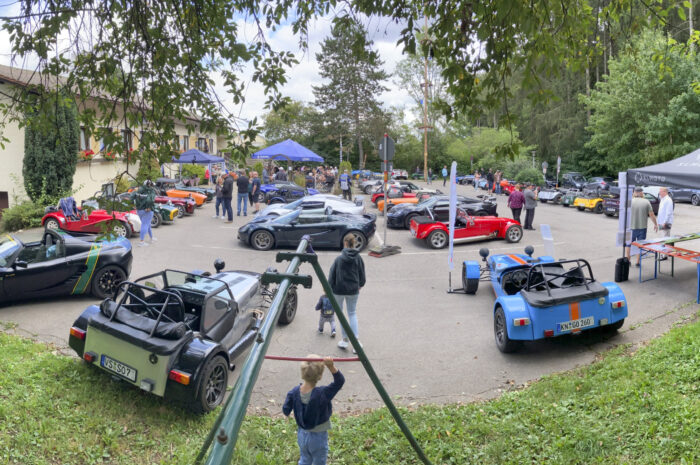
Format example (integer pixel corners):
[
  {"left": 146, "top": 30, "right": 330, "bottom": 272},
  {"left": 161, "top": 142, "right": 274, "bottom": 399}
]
[
  {"left": 222, "top": 172, "right": 234, "bottom": 222},
  {"left": 507, "top": 183, "right": 525, "bottom": 225},
  {"left": 486, "top": 168, "right": 494, "bottom": 191},
  {"left": 236, "top": 171, "right": 249, "bottom": 216}
]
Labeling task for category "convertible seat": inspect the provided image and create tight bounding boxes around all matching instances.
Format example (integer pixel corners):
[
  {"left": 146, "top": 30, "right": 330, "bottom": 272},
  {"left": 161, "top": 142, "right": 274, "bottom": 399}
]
[
  {"left": 411, "top": 216, "right": 434, "bottom": 225},
  {"left": 520, "top": 282, "right": 609, "bottom": 308},
  {"left": 88, "top": 300, "right": 191, "bottom": 355}
]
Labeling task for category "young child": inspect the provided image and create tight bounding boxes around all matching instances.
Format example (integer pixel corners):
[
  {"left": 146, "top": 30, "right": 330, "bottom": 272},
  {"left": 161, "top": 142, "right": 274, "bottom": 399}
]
[
  {"left": 283, "top": 356, "right": 345, "bottom": 465},
  {"left": 315, "top": 294, "right": 336, "bottom": 337}
]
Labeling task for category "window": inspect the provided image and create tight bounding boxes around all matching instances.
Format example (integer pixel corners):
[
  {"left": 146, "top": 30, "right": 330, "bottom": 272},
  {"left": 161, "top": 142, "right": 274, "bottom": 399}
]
[
  {"left": 197, "top": 137, "right": 207, "bottom": 151},
  {"left": 174, "top": 135, "right": 180, "bottom": 151},
  {"left": 183, "top": 135, "right": 189, "bottom": 151},
  {"left": 79, "top": 128, "right": 89, "bottom": 151},
  {"left": 209, "top": 138, "right": 214, "bottom": 153},
  {"left": 121, "top": 129, "right": 133, "bottom": 151},
  {"left": 99, "top": 127, "right": 112, "bottom": 151}
]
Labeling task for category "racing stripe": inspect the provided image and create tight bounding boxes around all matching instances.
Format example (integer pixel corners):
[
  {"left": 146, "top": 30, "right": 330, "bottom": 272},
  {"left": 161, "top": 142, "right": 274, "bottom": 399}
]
[
  {"left": 508, "top": 254, "right": 528, "bottom": 265},
  {"left": 569, "top": 302, "right": 581, "bottom": 333},
  {"left": 71, "top": 244, "right": 102, "bottom": 294}
]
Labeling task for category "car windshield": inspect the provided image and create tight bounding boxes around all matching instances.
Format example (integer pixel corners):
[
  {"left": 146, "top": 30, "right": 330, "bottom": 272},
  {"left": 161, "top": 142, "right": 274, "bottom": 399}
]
[
  {"left": 164, "top": 270, "right": 230, "bottom": 297},
  {"left": 282, "top": 198, "right": 304, "bottom": 210},
  {"left": 0, "top": 235, "right": 21, "bottom": 267},
  {"left": 273, "top": 209, "right": 301, "bottom": 224},
  {"left": 417, "top": 196, "right": 438, "bottom": 206}
]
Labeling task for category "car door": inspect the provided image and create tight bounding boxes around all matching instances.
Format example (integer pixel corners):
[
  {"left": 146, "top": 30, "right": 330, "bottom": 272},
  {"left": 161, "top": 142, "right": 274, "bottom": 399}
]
[{"left": 432, "top": 202, "right": 451, "bottom": 222}]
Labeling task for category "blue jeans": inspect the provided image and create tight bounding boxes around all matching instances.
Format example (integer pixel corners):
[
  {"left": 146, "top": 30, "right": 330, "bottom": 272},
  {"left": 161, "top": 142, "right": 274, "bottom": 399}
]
[
  {"left": 297, "top": 429, "right": 328, "bottom": 465},
  {"left": 335, "top": 293, "right": 359, "bottom": 339},
  {"left": 215, "top": 197, "right": 223, "bottom": 216},
  {"left": 496, "top": 183, "right": 502, "bottom": 194},
  {"left": 137, "top": 210, "right": 153, "bottom": 241},
  {"left": 223, "top": 198, "right": 233, "bottom": 221},
  {"left": 237, "top": 193, "right": 248, "bottom": 215}
]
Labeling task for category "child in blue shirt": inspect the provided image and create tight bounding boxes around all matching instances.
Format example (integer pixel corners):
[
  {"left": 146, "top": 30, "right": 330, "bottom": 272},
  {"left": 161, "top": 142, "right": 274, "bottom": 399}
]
[
  {"left": 315, "top": 294, "right": 336, "bottom": 337},
  {"left": 283, "top": 356, "right": 345, "bottom": 465}
]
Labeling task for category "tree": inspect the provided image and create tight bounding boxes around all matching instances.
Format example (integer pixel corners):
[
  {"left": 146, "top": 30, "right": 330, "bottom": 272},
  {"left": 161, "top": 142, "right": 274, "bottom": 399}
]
[
  {"left": 23, "top": 93, "right": 79, "bottom": 202},
  {"left": 313, "top": 18, "right": 389, "bottom": 169},
  {"left": 394, "top": 53, "right": 447, "bottom": 129}
]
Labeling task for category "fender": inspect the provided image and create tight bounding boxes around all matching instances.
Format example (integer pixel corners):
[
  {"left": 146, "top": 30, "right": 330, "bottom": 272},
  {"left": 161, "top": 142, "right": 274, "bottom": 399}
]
[
  {"left": 43, "top": 213, "right": 66, "bottom": 226},
  {"left": 495, "top": 296, "right": 534, "bottom": 341},
  {"left": 68, "top": 305, "right": 101, "bottom": 356},
  {"left": 602, "top": 281, "right": 629, "bottom": 322},
  {"left": 463, "top": 260, "right": 480, "bottom": 280},
  {"left": 416, "top": 222, "right": 444, "bottom": 239},
  {"left": 267, "top": 196, "right": 286, "bottom": 204}
]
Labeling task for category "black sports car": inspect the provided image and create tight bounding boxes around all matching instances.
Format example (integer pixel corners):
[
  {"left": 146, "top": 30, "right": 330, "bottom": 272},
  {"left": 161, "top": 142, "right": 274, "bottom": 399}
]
[
  {"left": 0, "top": 229, "right": 132, "bottom": 303},
  {"left": 261, "top": 182, "right": 320, "bottom": 204},
  {"left": 386, "top": 195, "right": 498, "bottom": 229},
  {"left": 238, "top": 210, "right": 376, "bottom": 251}
]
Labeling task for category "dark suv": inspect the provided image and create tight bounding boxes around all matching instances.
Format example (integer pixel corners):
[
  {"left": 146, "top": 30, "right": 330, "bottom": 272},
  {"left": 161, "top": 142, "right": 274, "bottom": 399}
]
[
  {"left": 559, "top": 172, "right": 587, "bottom": 190},
  {"left": 584, "top": 177, "right": 616, "bottom": 196}
]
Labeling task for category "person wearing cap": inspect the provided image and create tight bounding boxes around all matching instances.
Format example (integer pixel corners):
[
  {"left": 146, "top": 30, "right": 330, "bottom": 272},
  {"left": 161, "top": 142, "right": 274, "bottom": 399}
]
[
  {"left": 339, "top": 169, "right": 352, "bottom": 200},
  {"left": 628, "top": 186, "right": 658, "bottom": 266}
]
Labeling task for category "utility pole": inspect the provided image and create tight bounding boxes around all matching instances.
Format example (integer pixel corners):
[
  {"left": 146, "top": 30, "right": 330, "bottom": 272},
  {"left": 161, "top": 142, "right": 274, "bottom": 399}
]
[
  {"left": 419, "top": 14, "right": 433, "bottom": 183},
  {"left": 339, "top": 135, "right": 343, "bottom": 164}
]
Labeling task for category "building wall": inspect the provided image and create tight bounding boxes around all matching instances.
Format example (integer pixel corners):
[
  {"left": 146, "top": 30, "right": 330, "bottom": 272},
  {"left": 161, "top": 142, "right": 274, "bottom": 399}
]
[{"left": 0, "top": 87, "right": 27, "bottom": 206}]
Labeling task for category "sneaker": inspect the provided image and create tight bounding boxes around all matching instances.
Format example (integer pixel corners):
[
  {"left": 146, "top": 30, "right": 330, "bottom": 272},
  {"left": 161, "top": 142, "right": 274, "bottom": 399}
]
[
  {"left": 337, "top": 339, "right": 349, "bottom": 349},
  {"left": 330, "top": 330, "right": 336, "bottom": 338},
  {"left": 212, "top": 214, "right": 219, "bottom": 218},
  {"left": 244, "top": 213, "right": 247, "bottom": 216},
  {"left": 220, "top": 215, "right": 226, "bottom": 219},
  {"left": 138, "top": 241, "right": 148, "bottom": 247},
  {"left": 224, "top": 220, "right": 233, "bottom": 224},
  {"left": 318, "top": 328, "right": 323, "bottom": 334},
  {"left": 150, "top": 237, "right": 157, "bottom": 242}
]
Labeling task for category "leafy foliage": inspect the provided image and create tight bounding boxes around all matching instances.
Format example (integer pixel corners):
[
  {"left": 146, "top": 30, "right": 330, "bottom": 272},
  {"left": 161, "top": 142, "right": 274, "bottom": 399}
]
[
  {"left": 22, "top": 93, "right": 79, "bottom": 202},
  {"left": 135, "top": 156, "right": 161, "bottom": 184},
  {"left": 182, "top": 164, "right": 205, "bottom": 180},
  {"left": 0, "top": 200, "right": 45, "bottom": 232},
  {"left": 515, "top": 167, "right": 545, "bottom": 185}
]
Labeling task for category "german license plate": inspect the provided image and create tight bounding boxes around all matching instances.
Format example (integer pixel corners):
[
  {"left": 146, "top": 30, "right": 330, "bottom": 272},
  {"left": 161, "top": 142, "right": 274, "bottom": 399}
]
[
  {"left": 606, "top": 207, "right": 615, "bottom": 212},
  {"left": 410, "top": 227, "right": 416, "bottom": 237},
  {"left": 101, "top": 354, "right": 137, "bottom": 382},
  {"left": 557, "top": 316, "right": 595, "bottom": 333}
]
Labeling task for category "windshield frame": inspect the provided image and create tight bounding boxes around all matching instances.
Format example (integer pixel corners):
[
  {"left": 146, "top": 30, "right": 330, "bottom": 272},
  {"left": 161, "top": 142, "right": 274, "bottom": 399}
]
[{"left": 0, "top": 234, "right": 22, "bottom": 267}]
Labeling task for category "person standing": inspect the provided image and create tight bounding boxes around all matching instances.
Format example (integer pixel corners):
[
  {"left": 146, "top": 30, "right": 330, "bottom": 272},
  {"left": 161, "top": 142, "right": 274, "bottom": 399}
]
[
  {"left": 275, "top": 167, "right": 288, "bottom": 181},
  {"left": 486, "top": 168, "right": 494, "bottom": 192},
  {"left": 283, "top": 356, "right": 345, "bottom": 465},
  {"left": 222, "top": 172, "right": 234, "bottom": 223},
  {"left": 507, "top": 183, "right": 525, "bottom": 225},
  {"left": 657, "top": 187, "right": 673, "bottom": 238},
  {"left": 628, "top": 186, "right": 658, "bottom": 266},
  {"left": 328, "top": 236, "right": 365, "bottom": 353},
  {"left": 262, "top": 165, "right": 270, "bottom": 184},
  {"left": 427, "top": 167, "right": 433, "bottom": 185},
  {"left": 132, "top": 179, "right": 157, "bottom": 247},
  {"left": 213, "top": 176, "right": 225, "bottom": 219},
  {"left": 441, "top": 165, "right": 448, "bottom": 187},
  {"left": 236, "top": 171, "right": 249, "bottom": 216},
  {"left": 250, "top": 171, "right": 262, "bottom": 213},
  {"left": 315, "top": 294, "right": 336, "bottom": 337},
  {"left": 474, "top": 171, "right": 480, "bottom": 190},
  {"left": 339, "top": 170, "right": 352, "bottom": 201},
  {"left": 523, "top": 183, "right": 537, "bottom": 230},
  {"left": 494, "top": 170, "right": 502, "bottom": 194}
]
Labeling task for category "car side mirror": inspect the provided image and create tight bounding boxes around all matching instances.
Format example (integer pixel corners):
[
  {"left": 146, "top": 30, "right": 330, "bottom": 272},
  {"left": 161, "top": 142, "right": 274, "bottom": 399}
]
[{"left": 12, "top": 260, "right": 28, "bottom": 269}]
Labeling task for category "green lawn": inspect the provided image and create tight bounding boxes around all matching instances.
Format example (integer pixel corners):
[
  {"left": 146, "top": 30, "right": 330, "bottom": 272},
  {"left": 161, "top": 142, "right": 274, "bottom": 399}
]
[{"left": 1, "top": 314, "right": 698, "bottom": 465}]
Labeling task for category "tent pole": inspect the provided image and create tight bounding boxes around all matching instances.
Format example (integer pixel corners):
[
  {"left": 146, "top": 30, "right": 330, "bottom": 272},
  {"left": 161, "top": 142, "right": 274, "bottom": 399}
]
[{"left": 622, "top": 171, "right": 629, "bottom": 260}]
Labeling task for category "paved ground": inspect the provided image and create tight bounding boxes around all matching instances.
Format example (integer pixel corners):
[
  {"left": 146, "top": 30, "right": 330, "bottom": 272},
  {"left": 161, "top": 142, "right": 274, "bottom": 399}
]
[{"left": 3, "top": 181, "right": 699, "bottom": 417}]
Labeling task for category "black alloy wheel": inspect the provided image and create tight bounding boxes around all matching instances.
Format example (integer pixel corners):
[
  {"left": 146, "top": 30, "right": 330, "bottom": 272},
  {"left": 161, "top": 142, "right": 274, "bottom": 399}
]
[
  {"left": 191, "top": 356, "right": 228, "bottom": 413},
  {"left": 278, "top": 287, "right": 298, "bottom": 325},
  {"left": 494, "top": 307, "right": 519, "bottom": 353},
  {"left": 91, "top": 265, "right": 127, "bottom": 299}
]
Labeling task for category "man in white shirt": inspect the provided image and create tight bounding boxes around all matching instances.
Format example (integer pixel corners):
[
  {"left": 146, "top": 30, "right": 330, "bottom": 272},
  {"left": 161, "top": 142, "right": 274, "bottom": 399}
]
[{"left": 657, "top": 187, "right": 674, "bottom": 238}]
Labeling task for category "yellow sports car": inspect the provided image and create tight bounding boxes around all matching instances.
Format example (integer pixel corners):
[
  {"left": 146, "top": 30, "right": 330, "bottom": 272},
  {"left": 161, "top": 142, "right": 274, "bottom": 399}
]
[{"left": 572, "top": 196, "right": 605, "bottom": 214}]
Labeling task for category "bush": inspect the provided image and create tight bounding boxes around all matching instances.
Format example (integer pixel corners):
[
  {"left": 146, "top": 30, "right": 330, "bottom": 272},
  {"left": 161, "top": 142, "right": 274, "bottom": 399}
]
[
  {"left": 252, "top": 162, "right": 264, "bottom": 177},
  {"left": 182, "top": 164, "right": 205, "bottom": 180},
  {"left": 0, "top": 200, "right": 46, "bottom": 232},
  {"left": 503, "top": 158, "right": 532, "bottom": 180},
  {"left": 293, "top": 174, "right": 306, "bottom": 188},
  {"left": 136, "top": 155, "right": 161, "bottom": 183},
  {"left": 514, "top": 167, "right": 546, "bottom": 186},
  {"left": 339, "top": 161, "right": 352, "bottom": 175},
  {"left": 114, "top": 175, "right": 133, "bottom": 194}
]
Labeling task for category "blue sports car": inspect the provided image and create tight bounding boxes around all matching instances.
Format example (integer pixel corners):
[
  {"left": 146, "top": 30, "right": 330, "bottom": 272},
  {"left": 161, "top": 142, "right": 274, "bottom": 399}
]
[
  {"left": 462, "top": 246, "right": 627, "bottom": 352},
  {"left": 260, "top": 182, "right": 319, "bottom": 204}
]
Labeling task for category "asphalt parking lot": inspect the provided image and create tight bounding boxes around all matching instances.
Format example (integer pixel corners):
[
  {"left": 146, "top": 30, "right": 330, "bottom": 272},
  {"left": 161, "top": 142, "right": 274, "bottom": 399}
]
[{"left": 3, "top": 181, "right": 699, "bottom": 416}]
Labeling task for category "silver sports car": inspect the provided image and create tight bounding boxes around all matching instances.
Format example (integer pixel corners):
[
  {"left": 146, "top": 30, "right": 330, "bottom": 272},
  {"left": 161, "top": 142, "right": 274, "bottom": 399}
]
[{"left": 256, "top": 195, "right": 365, "bottom": 217}]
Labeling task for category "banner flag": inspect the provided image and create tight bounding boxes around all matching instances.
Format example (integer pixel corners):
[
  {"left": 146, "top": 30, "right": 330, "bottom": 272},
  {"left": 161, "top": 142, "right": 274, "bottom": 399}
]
[{"left": 448, "top": 161, "right": 458, "bottom": 271}]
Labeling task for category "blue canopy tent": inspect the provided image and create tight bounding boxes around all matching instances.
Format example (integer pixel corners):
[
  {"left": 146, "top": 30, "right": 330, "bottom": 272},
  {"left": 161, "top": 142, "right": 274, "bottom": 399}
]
[
  {"left": 171, "top": 149, "right": 225, "bottom": 164},
  {"left": 251, "top": 139, "right": 324, "bottom": 162}
]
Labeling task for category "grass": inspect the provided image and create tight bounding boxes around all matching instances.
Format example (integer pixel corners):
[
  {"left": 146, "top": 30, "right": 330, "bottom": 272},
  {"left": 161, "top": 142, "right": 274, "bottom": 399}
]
[{"left": 0, "top": 315, "right": 698, "bottom": 465}]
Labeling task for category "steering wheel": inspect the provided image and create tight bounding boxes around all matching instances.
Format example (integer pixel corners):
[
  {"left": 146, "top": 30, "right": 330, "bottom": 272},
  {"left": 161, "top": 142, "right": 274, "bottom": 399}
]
[
  {"left": 510, "top": 270, "right": 529, "bottom": 289},
  {"left": 162, "top": 289, "right": 185, "bottom": 322}
]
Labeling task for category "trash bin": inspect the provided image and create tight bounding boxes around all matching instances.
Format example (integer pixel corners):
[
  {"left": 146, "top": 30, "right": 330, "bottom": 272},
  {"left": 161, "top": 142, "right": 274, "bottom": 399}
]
[{"left": 614, "top": 257, "right": 630, "bottom": 282}]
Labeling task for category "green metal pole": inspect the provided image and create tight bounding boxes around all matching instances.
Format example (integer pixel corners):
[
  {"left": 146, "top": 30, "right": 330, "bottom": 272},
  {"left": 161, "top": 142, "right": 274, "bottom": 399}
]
[
  {"left": 308, "top": 259, "right": 434, "bottom": 465},
  {"left": 200, "top": 238, "right": 309, "bottom": 465}
]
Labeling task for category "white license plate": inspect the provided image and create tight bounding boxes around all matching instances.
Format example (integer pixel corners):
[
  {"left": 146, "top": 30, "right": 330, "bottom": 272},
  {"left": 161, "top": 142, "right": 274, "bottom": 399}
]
[
  {"left": 410, "top": 227, "right": 416, "bottom": 237},
  {"left": 101, "top": 354, "right": 137, "bottom": 382},
  {"left": 557, "top": 316, "right": 595, "bottom": 333},
  {"left": 606, "top": 207, "right": 615, "bottom": 211}
]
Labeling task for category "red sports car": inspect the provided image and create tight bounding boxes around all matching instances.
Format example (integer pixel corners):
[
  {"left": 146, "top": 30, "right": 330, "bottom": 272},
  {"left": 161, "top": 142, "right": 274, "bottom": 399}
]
[
  {"left": 410, "top": 208, "right": 523, "bottom": 249},
  {"left": 154, "top": 195, "right": 196, "bottom": 217},
  {"left": 42, "top": 198, "right": 138, "bottom": 238},
  {"left": 501, "top": 180, "right": 517, "bottom": 196},
  {"left": 371, "top": 186, "right": 416, "bottom": 206}
]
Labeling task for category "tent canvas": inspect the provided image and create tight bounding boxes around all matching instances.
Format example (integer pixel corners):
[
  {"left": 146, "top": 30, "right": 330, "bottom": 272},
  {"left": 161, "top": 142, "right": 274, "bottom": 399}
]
[
  {"left": 171, "top": 149, "right": 225, "bottom": 164},
  {"left": 627, "top": 147, "right": 700, "bottom": 190},
  {"left": 251, "top": 139, "right": 324, "bottom": 163}
]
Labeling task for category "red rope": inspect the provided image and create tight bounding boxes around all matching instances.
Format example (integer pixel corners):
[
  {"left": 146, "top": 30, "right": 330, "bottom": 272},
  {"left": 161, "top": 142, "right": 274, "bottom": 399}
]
[{"left": 264, "top": 355, "right": 360, "bottom": 362}]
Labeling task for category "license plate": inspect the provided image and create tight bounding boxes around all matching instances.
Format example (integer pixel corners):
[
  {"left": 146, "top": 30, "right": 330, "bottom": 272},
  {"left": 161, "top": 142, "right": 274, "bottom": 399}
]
[
  {"left": 606, "top": 207, "right": 615, "bottom": 212},
  {"left": 101, "top": 354, "right": 137, "bottom": 382},
  {"left": 557, "top": 316, "right": 595, "bottom": 333},
  {"left": 410, "top": 227, "right": 416, "bottom": 237}
]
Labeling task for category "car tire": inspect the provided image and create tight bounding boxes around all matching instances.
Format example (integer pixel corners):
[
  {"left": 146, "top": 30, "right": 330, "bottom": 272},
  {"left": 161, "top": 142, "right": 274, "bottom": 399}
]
[
  {"left": 604, "top": 318, "right": 625, "bottom": 332},
  {"left": 190, "top": 355, "right": 228, "bottom": 414},
  {"left": 604, "top": 212, "right": 615, "bottom": 217},
  {"left": 91, "top": 265, "right": 127, "bottom": 299},
  {"left": 462, "top": 269, "right": 479, "bottom": 295},
  {"left": 151, "top": 212, "right": 162, "bottom": 228},
  {"left": 363, "top": 185, "right": 372, "bottom": 195},
  {"left": 562, "top": 203, "right": 569, "bottom": 208},
  {"left": 342, "top": 231, "right": 366, "bottom": 251},
  {"left": 112, "top": 221, "right": 130, "bottom": 238},
  {"left": 250, "top": 230, "right": 274, "bottom": 251},
  {"left": 278, "top": 287, "right": 298, "bottom": 325},
  {"left": 505, "top": 224, "right": 523, "bottom": 243},
  {"left": 577, "top": 206, "right": 585, "bottom": 211},
  {"left": 594, "top": 202, "right": 604, "bottom": 214},
  {"left": 427, "top": 230, "right": 448, "bottom": 249},
  {"left": 539, "top": 199, "right": 547, "bottom": 203},
  {"left": 176, "top": 205, "right": 185, "bottom": 218},
  {"left": 404, "top": 213, "right": 418, "bottom": 230},
  {"left": 494, "top": 307, "right": 519, "bottom": 353},
  {"left": 44, "top": 218, "right": 61, "bottom": 231},
  {"left": 553, "top": 195, "right": 562, "bottom": 205},
  {"left": 692, "top": 194, "right": 700, "bottom": 206}
]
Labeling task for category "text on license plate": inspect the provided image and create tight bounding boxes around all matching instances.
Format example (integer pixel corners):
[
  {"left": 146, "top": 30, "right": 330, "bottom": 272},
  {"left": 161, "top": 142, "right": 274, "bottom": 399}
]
[
  {"left": 557, "top": 316, "right": 595, "bottom": 333},
  {"left": 101, "top": 354, "right": 137, "bottom": 382},
  {"left": 606, "top": 207, "right": 615, "bottom": 211}
]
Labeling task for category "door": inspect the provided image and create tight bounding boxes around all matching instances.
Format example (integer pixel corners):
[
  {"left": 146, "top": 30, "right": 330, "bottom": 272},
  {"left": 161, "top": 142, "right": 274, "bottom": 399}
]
[{"left": 202, "top": 293, "right": 235, "bottom": 342}]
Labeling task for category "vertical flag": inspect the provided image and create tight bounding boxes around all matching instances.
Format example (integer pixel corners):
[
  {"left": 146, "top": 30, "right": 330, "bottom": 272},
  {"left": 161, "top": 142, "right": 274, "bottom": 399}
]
[{"left": 447, "top": 161, "right": 458, "bottom": 271}]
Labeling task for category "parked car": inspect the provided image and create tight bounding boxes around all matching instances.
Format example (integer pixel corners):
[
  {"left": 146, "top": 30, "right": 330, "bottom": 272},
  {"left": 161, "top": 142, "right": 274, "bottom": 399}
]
[
  {"left": 82, "top": 194, "right": 179, "bottom": 229},
  {"left": 155, "top": 195, "right": 196, "bottom": 217},
  {"left": 174, "top": 182, "right": 215, "bottom": 201},
  {"left": 560, "top": 189, "right": 582, "bottom": 207},
  {"left": 256, "top": 195, "right": 365, "bottom": 217},
  {"left": 559, "top": 172, "right": 588, "bottom": 190},
  {"left": 391, "top": 169, "right": 409, "bottom": 180},
  {"left": 410, "top": 170, "right": 437, "bottom": 180},
  {"left": 386, "top": 195, "right": 498, "bottom": 229},
  {"left": 67, "top": 262, "right": 298, "bottom": 413},
  {"left": 0, "top": 229, "right": 132, "bottom": 303},
  {"left": 572, "top": 195, "right": 606, "bottom": 214},
  {"left": 462, "top": 246, "right": 627, "bottom": 352},
  {"left": 155, "top": 178, "right": 207, "bottom": 206},
  {"left": 42, "top": 197, "right": 140, "bottom": 237},
  {"left": 396, "top": 181, "right": 442, "bottom": 195},
  {"left": 602, "top": 187, "right": 660, "bottom": 217},
  {"left": 371, "top": 185, "right": 417, "bottom": 206},
  {"left": 537, "top": 188, "right": 563, "bottom": 204},
  {"left": 457, "top": 174, "right": 475, "bottom": 185},
  {"left": 360, "top": 179, "right": 383, "bottom": 195},
  {"left": 668, "top": 187, "right": 700, "bottom": 205},
  {"left": 410, "top": 208, "right": 522, "bottom": 249},
  {"left": 583, "top": 177, "right": 616, "bottom": 196},
  {"left": 260, "top": 182, "right": 319, "bottom": 204},
  {"left": 238, "top": 209, "right": 376, "bottom": 251}
]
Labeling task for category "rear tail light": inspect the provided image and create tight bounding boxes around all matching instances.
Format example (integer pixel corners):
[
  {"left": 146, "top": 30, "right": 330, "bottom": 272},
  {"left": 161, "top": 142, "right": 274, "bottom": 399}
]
[
  {"left": 513, "top": 317, "right": 530, "bottom": 327},
  {"left": 611, "top": 301, "right": 625, "bottom": 309},
  {"left": 70, "top": 326, "right": 86, "bottom": 340},
  {"left": 544, "top": 329, "right": 554, "bottom": 337},
  {"left": 169, "top": 370, "right": 191, "bottom": 386},
  {"left": 83, "top": 351, "right": 97, "bottom": 363}
]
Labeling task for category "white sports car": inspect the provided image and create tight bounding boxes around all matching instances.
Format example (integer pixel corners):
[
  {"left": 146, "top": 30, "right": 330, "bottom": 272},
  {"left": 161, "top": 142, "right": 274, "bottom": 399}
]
[{"left": 256, "top": 195, "right": 365, "bottom": 217}]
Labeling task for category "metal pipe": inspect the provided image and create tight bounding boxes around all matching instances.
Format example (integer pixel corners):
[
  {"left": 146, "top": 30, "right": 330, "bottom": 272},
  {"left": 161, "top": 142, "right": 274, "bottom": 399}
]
[{"left": 200, "top": 238, "right": 308, "bottom": 465}]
